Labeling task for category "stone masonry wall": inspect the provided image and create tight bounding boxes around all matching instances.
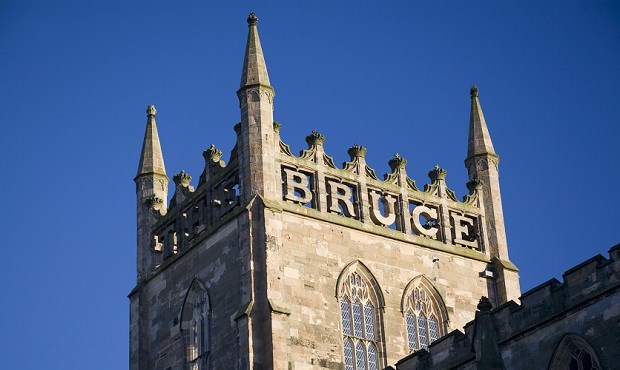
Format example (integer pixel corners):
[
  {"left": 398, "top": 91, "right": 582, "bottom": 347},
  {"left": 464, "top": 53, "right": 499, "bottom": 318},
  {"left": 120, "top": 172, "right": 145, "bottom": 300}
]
[
  {"left": 264, "top": 208, "right": 499, "bottom": 369},
  {"left": 131, "top": 218, "right": 245, "bottom": 370}
]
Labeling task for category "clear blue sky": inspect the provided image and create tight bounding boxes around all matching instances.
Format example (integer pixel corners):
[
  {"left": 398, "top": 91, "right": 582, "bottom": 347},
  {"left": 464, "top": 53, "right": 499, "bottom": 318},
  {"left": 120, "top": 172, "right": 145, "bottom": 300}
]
[{"left": 1, "top": 2, "right": 619, "bottom": 369}]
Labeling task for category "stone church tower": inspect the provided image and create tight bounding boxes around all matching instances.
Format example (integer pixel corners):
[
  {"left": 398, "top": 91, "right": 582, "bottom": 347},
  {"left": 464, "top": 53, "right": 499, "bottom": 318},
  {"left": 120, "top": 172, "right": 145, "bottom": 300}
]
[{"left": 129, "top": 14, "right": 520, "bottom": 370}]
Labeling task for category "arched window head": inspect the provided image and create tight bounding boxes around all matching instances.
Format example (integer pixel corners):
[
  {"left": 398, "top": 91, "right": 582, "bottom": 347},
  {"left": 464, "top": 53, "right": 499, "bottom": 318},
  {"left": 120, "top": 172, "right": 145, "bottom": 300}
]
[
  {"left": 181, "top": 279, "right": 210, "bottom": 370},
  {"left": 337, "top": 262, "right": 385, "bottom": 370},
  {"left": 401, "top": 276, "right": 448, "bottom": 352},
  {"left": 549, "top": 334, "right": 601, "bottom": 370}
]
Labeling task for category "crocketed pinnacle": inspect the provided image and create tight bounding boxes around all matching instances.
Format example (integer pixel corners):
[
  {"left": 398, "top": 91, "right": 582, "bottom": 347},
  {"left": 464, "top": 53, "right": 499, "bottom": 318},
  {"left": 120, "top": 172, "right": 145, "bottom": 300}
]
[
  {"left": 467, "top": 85, "right": 496, "bottom": 160},
  {"left": 239, "top": 13, "right": 272, "bottom": 90},
  {"left": 136, "top": 105, "right": 167, "bottom": 179}
]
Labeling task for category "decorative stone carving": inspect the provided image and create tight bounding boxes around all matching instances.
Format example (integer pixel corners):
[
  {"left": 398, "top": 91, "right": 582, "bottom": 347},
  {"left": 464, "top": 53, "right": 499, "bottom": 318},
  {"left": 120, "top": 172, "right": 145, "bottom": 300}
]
[
  {"left": 305, "top": 130, "right": 325, "bottom": 146},
  {"left": 173, "top": 170, "right": 192, "bottom": 187},
  {"left": 247, "top": 12, "right": 258, "bottom": 25},
  {"left": 477, "top": 296, "right": 492, "bottom": 312},
  {"left": 451, "top": 213, "right": 479, "bottom": 249},
  {"left": 146, "top": 104, "right": 157, "bottom": 116},
  {"left": 147, "top": 196, "right": 164, "bottom": 209},
  {"left": 211, "top": 177, "right": 240, "bottom": 220},
  {"left": 368, "top": 191, "right": 397, "bottom": 227},
  {"left": 428, "top": 164, "right": 447, "bottom": 181},
  {"left": 203, "top": 144, "right": 223, "bottom": 163},
  {"left": 410, "top": 205, "right": 439, "bottom": 238},
  {"left": 347, "top": 143, "right": 367, "bottom": 159},
  {"left": 470, "top": 84, "right": 479, "bottom": 98},
  {"left": 327, "top": 180, "right": 357, "bottom": 217},
  {"left": 467, "top": 178, "right": 483, "bottom": 194},
  {"left": 388, "top": 153, "right": 407, "bottom": 171},
  {"left": 282, "top": 168, "right": 313, "bottom": 205}
]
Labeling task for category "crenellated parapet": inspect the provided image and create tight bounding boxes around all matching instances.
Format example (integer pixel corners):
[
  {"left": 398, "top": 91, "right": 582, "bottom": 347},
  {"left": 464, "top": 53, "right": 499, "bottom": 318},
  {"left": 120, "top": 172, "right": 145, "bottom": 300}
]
[
  {"left": 278, "top": 127, "right": 487, "bottom": 256},
  {"left": 396, "top": 244, "right": 620, "bottom": 369}
]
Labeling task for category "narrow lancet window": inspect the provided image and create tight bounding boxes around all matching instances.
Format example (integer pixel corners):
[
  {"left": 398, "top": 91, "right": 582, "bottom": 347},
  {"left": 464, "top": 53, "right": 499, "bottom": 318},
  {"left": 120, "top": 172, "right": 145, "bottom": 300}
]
[
  {"left": 341, "top": 298, "right": 352, "bottom": 336},
  {"left": 417, "top": 314, "right": 428, "bottom": 349},
  {"left": 406, "top": 312, "right": 417, "bottom": 350},
  {"left": 181, "top": 280, "right": 211, "bottom": 370},
  {"left": 338, "top": 268, "right": 384, "bottom": 369},
  {"left": 344, "top": 338, "right": 354, "bottom": 370}
]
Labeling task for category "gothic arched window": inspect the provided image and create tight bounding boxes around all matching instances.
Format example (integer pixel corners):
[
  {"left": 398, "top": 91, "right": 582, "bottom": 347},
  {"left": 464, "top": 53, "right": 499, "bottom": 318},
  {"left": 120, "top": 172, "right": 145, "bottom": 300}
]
[
  {"left": 337, "top": 262, "right": 385, "bottom": 370},
  {"left": 181, "top": 279, "right": 210, "bottom": 370},
  {"left": 549, "top": 334, "right": 602, "bottom": 370},
  {"left": 402, "top": 277, "right": 448, "bottom": 352}
]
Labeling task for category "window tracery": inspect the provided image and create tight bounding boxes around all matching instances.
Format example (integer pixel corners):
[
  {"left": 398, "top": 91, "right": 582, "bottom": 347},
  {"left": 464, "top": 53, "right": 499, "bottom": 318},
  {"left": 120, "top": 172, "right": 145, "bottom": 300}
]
[
  {"left": 549, "top": 334, "right": 601, "bottom": 370},
  {"left": 402, "top": 279, "right": 447, "bottom": 352},
  {"left": 338, "top": 268, "right": 384, "bottom": 370}
]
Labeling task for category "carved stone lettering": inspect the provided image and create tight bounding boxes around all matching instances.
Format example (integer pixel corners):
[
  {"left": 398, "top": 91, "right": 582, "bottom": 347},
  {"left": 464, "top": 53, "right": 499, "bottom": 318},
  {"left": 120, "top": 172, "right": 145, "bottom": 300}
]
[
  {"left": 164, "top": 230, "right": 178, "bottom": 258},
  {"left": 153, "top": 235, "right": 163, "bottom": 252},
  {"left": 326, "top": 180, "right": 356, "bottom": 217},
  {"left": 368, "top": 191, "right": 397, "bottom": 227},
  {"left": 411, "top": 205, "right": 439, "bottom": 238},
  {"left": 451, "top": 213, "right": 478, "bottom": 248},
  {"left": 282, "top": 168, "right": 313, "bottom": 204}
]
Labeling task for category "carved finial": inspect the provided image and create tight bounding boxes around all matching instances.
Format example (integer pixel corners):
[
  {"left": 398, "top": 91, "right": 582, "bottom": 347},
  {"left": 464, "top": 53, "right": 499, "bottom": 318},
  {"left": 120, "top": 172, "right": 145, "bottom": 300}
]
[
  {"left": 477, "top": 296, "right": 493, "bottom": 312},
  {"left": 203, "top": 144, "right": 223, "bottom": 162},
  {"left": 470, "top": 84, "right": 479, "bottom": 98},
  {"left": 273, "top": 121, "right": 281, "bottom": 133},
  {"left": 466, "top": 178, "right": 483, "bottom": 193},
  {"left": 147, "top": 196, "right": 164, "bottom": 210},
  {"left": 173, "top": 170, "right": 192, "bottom": 187},
  {"left": 388, "top": 153, "right": 407, "bottom": 171},
  {"left": 247, "top": 13, "right": 258, "bottom": 26},
  {"left": 347, "top": 143, "right": 367, "bottom": 159},
  {"left": 305, "top": 130, "right": 325, "bottom": 146},
  {"left": 428, "top": 165, "right": 447, "bottom": 181},
  {"left": 146, "top": 104, "right": 157, "bottom": 116}
]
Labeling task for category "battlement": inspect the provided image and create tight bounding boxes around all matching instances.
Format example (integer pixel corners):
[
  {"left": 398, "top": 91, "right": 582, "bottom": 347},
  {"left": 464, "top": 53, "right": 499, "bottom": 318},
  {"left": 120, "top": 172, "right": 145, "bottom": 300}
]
[{"left": 396, "top": 244, "right": 620, "bottom": 369}]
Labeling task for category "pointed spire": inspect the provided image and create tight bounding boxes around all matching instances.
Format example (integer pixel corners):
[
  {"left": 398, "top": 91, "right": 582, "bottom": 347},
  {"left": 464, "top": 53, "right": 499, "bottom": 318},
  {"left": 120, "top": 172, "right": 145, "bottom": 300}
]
[
  {"left": 136, "top": 105, "right": 167, "bottom": 179},
  {"left": 467, "top": 85, "right": 496, "bottom": 160},
  {"left": 239, "top": 13, "right": 272, "bottom": 90}
]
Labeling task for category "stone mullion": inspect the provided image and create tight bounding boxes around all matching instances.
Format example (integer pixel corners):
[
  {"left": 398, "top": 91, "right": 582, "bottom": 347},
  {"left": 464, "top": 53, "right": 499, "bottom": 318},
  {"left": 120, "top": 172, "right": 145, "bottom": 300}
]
[
  {"left": 379, "top": 154, "right": 412, "bottom": 234},
  {"left": 437, "top": 198, "right": 453, "bottom": 245},
  {"left": 430, "top": 167, "right": 453, "bottom": 245},
  {"left": 346, "top": 144, "right": 371, "bottom": 224},
  {"left": 356, "top": 158, "right": 371, "bottom": 225},
  {"left": 303, "top": 131, "right": 328, "bottom": 213},
  {"left": 390, "top": 155, "right": 412, "bottom": 235},
  {"left": 314, "top": 146, "right": 328, "bottom": 213},
  {"left": 398, "top": 182, "right": 411, "bottom": 234}
]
